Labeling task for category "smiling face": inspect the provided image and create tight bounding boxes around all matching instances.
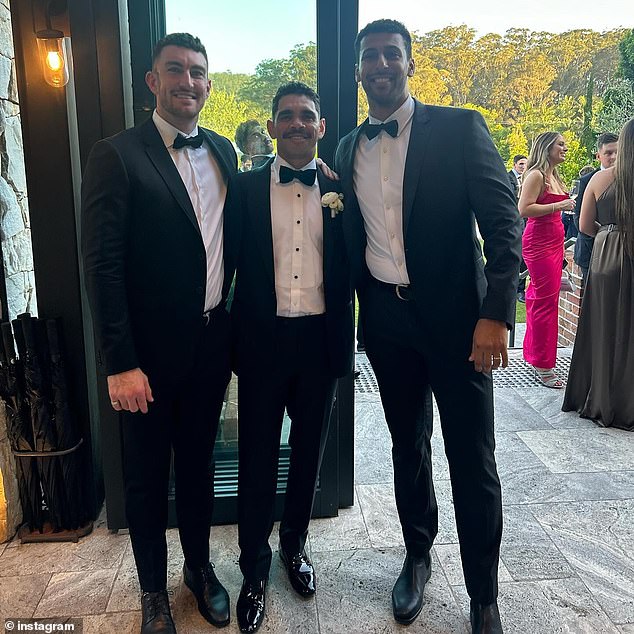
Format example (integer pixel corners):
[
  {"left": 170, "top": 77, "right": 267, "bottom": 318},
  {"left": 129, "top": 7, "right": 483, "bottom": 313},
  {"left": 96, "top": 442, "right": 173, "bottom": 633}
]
[
  {"left": 246, "top": 124, "right": 274, "bottom": 156},
  {"left": 145, "top": 45, "right": 210, "bottom": 133},
  {"left": 355, "top": 32, "right": 414, "bottom": 119},
  {"left": 548, "top": 135, "right": 568, "bottom": 166},
  {"left": 267, "top": 94, "right": 325, "bottom": 168}
]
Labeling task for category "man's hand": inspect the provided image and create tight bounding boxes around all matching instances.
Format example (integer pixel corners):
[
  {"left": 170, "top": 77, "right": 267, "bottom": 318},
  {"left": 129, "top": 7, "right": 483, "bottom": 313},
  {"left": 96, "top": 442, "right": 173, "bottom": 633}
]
[
  {"left": 107, "top": 368, "right": 154, "bottom": 414},
  {"left": 468, "top": 318, "right": 508, "bottom": 373},
  {"left": 316, "top": 157, "right": 340, "bottom": 181}
]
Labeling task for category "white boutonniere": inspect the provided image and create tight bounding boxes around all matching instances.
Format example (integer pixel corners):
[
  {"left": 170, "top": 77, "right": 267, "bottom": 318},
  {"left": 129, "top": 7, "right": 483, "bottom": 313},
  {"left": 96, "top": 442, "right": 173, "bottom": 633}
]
[{"left": 321, "top": 191, "right": 344, "bottom": 218}]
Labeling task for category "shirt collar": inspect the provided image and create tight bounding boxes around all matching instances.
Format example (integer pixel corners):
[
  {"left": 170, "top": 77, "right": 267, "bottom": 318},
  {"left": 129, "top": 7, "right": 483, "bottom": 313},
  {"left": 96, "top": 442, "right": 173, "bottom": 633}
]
[
  {"left": 272, "top": 155, "right": 317, "bottom": 184},
  {"left": 152, "top": 110, "right": 199, "bottom": 149},
  {"left": 367, "top": 95, "right": 415, "bottom": 136}
]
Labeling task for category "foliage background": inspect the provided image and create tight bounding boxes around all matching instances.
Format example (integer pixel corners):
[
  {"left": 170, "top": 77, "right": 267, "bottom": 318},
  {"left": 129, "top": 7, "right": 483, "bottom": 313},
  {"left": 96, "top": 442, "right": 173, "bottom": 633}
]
[{"left": 202, "top": 26, "right": 634, "bottom": 185}]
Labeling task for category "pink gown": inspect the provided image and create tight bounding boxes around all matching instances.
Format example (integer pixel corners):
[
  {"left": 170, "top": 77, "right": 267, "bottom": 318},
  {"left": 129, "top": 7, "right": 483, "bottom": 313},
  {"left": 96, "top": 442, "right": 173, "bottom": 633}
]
[{"left": 522, "top": 190, "right": 567, "bottom": 368}]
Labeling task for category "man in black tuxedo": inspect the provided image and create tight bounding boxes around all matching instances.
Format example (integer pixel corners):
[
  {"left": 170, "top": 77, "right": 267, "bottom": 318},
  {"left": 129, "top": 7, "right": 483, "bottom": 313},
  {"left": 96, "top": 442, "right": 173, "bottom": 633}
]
[
  {"left": 82, "top": 33, "right": 237, "bottom": 634},
  {"left": 225, "top": 82, "right": 353, "bottom": 633},
  {"left": 573, "top": 132, "right": 618, "bottom": 283},
  {"left": 335, "top": 20, "right": 521, "bottom": 634}
]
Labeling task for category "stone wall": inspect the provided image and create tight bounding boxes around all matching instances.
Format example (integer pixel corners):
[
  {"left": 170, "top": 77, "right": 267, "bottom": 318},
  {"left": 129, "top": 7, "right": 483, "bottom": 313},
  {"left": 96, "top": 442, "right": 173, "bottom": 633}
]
[
  {"left": 558, "top": 249, "right": 582, "bottom": 347},
  {"left": 0, "top": 0, "right": 33, "bottom": 541}
]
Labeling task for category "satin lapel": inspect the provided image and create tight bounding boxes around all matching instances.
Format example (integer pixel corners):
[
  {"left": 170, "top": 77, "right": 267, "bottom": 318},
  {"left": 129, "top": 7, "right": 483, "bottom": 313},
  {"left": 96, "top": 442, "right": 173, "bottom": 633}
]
[
  {"left": 341, "top": 124, "right": 366, "bottom": 240},
  {"left": 200, "top": 128, "right": 234, "bottom": 179},
  {"left": 317, "top": 171, "right": 337, "bottom": 283},
  {"left": 247, "top": 162, "right": 275, "bottom": 284},
  {"left": 402, "top": 101, "right": 432, "bottom": 237},
  {"left": 141, "top": 120, "right": 201, "bottom": 237}
]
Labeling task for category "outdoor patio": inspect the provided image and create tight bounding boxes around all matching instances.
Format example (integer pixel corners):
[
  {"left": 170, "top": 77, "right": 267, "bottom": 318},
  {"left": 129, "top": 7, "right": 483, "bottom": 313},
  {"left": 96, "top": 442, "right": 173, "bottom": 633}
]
[{"left": 0, "top": 347, "right": 633, "bottom": 633}]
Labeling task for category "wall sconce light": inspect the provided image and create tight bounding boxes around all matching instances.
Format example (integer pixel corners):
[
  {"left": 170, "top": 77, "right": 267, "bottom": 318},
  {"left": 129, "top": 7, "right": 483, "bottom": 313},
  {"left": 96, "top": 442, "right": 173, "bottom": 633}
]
[{"left": 35, "top": 0, "right": 72, "bottom": 88}]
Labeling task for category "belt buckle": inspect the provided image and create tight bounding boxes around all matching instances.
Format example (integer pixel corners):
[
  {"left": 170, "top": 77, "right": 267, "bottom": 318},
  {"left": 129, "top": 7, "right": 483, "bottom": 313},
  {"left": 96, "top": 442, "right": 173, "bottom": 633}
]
[{"left": 395, "top": 284, "right": 410, "bottom": 301}]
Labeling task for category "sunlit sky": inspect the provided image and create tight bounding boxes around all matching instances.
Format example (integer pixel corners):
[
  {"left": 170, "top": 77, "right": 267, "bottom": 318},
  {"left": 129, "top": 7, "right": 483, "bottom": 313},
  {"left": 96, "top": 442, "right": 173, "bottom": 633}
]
[{"left": 166, "top": 1, "right": 632, "bottom": 74}]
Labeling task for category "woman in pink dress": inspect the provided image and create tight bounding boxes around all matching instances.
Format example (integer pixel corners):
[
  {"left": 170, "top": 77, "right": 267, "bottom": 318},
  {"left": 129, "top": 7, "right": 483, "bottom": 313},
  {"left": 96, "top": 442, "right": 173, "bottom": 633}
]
[{"left": 518, "top": 132, "right": 575, "bottom": 388}]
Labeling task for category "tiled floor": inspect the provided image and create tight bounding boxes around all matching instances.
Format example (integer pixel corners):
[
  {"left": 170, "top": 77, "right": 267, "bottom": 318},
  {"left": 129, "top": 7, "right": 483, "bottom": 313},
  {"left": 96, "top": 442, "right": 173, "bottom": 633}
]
[{"left": 1, "top": 348, "right": 633, "bottom": 633}]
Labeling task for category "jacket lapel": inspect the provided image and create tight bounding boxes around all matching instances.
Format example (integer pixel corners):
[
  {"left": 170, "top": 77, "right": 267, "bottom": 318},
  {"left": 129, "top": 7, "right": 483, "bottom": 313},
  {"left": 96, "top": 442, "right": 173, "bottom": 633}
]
[
  {"left": 317, "top": 171, "right": 338, "bottom": 283},
  {"left": 141, "top": 119, "right": 201, "bottom": 237},
  {"left": 247, "top": 160, "right": 275, "bottom": 284},
  {"left": 403, "top": 100, "right": 432, "bottom": 237},
  {"left": 200, "top": 128, "right": 234, "bottom": 180}
]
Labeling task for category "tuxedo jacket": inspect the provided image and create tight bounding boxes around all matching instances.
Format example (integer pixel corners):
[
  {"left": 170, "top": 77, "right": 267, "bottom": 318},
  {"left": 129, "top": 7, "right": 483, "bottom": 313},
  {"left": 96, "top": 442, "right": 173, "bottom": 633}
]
[
  {"left": 507, "top": 169, "right": 520, "bottom": 198},
  {"left": 224, "top": 159, "right": 354, "bottom": 379},
  {"left": 81, "top": 117, "right": 237, "bottom": 383},
  {"left": 335, "top": 101, "right": 522, "bottom": 355},
  {"left": 573, "top": 168, "right": 599, "bottom": 270}
]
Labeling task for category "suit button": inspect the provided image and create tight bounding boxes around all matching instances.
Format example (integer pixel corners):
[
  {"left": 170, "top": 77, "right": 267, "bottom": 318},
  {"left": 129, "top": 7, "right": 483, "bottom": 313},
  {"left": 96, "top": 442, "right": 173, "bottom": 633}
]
[
  {"left": 198, "top": 253, "right": 205, "bottom": 262},
  {"left": 196, "top": 286, "right": 204, "bottom": 295}
]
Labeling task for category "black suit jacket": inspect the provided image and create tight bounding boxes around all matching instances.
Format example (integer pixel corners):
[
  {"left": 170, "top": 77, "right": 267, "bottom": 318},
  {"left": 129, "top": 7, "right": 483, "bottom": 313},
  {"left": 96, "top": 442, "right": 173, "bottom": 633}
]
[
  {"left": 82, "top": 117, "right": 237, "bottom": 383},
  {"left": 507, "top": 169, "right": 520, "bottom": 198},
  {"left": 573, "top": 168, "right": 599, "bottom": 270},
  {"left": 335, "top": 101, "right": 522, "bottom": 355},
  {"left": 225, "top": 159, "right": 354, "bottom": 379}
]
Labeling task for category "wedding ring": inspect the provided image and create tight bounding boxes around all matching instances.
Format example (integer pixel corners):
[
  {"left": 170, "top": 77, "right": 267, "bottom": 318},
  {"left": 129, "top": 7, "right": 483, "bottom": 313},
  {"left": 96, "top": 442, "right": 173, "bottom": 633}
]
[{"left": 111, "top": 400, "right": 119, "bottom": 406}]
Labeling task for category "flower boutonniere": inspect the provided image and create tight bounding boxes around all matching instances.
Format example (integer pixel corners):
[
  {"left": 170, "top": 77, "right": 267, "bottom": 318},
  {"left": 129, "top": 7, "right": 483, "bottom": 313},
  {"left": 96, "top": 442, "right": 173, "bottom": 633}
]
[{"left": 321, "top": 192, "right": 344, "bottom": 218}]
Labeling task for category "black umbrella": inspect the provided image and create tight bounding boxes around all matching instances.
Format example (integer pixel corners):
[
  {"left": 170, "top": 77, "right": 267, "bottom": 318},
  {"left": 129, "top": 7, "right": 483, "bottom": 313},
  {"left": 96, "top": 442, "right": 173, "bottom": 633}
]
[
  {"left": 46, "top": 319, "right": 84, "bottom": 529},
  {"left": 0, "top": 322, "right": 42, "bottom": 530},
  {"left": 16, "top": 314, "right": 64, "bottom": 530}
]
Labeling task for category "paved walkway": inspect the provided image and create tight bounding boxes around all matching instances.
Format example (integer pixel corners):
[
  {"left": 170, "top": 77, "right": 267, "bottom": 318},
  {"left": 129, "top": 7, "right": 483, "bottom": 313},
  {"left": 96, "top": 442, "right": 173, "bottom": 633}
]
[{"left": 1, "top": 348, "right": 633, "bottom": 633}]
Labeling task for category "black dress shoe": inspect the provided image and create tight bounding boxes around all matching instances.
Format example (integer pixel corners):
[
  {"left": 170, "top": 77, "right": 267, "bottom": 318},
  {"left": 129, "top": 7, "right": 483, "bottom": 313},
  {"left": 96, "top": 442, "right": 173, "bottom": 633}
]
[
  {"left": 470, "top": 601, "right": 503, "bottom": 634},
  {"left": 183, "top": 562, "right": 230, "bottom": 627},
  {"left": 279, "top": 548, "right": 316, "bottom": 597},
  {"left": 140, "top": 591, "right": 176, "bottom": 634},
  {"left": 236, "top": 579, "right": 266, "bottom": 633},
  {"left": 391, "top": 554, "right": 431, "bottom": 625}
]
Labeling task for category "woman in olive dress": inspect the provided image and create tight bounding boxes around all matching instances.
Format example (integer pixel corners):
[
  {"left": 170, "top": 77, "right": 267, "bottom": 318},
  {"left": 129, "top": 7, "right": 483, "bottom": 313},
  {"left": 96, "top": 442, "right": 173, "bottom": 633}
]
[{"left": 562, "top": 117, "right": 634, "bottom": 431}]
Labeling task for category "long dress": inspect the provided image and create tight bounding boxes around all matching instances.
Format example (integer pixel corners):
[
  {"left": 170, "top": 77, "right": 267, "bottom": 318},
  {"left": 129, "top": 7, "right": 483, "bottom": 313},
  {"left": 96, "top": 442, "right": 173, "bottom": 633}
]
[
  {"left": 562, "top": 184, "right": 634, "bottom": 430},
  {"left": 522, "top": 189, "right": 567, "bottom": 368}
]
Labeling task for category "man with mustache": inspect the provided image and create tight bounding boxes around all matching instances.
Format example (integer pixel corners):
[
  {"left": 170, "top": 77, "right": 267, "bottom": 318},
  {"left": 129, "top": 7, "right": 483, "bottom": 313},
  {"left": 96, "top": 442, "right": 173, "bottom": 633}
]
[
  {"left": 335, "top": 19, "right": 522, "bottom": 634},
  {"left": 225, "top": 81, "right": 353, "bottom": 633},
  {"left": 82, "top": 33, "right": 237, "bottom": 633}
]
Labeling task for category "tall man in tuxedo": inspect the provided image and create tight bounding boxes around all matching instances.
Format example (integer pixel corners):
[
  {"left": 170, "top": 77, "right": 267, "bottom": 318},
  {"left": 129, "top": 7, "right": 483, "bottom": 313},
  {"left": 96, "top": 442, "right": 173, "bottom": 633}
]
[
  {"left": 82, "top": 33, "right": 237, "bottom": 634},
  {"left": 573, "top": 132, "right": 618, "bottom": 283},
  {"left": 335, "top": 19, "right": 521, "bottom": 634},
  {"left": 508, "top": 155, "right": 528, "bottom": 301},
  {"left": 225, "top": 82, "right": 353, "bottom": 633}
]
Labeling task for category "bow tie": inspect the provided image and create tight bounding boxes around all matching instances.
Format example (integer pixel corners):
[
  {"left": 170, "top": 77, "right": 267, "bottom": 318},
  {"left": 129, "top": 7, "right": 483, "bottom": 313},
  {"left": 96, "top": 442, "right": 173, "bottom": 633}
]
[
  {"left": 173, "top": 132, "right": 204, "bottom": 150},
  {"left": 279, "top": 165, "right": 317, "bottom": 186},
  {"left": 365, "top": 119, "right": 399, "bottom": 140}
]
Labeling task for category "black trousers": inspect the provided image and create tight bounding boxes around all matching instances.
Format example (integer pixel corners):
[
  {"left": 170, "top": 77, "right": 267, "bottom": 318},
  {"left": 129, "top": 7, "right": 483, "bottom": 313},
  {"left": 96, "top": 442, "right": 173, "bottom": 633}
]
[
  {"left": 121, "top": 308, "right": 231, "bottom": 592},
  {"left": 362, "top": 281, "right": 502, "bottom": 604},
  {"left": 237, "top": 315, "right": 336, "bottom": 583}
]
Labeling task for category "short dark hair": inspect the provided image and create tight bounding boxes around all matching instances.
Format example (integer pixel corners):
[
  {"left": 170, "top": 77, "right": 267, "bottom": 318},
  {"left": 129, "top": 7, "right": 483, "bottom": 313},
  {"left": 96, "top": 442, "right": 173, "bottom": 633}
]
[
  {"left": 597, "top": 132, "right": 618, "bottom": 149},
  {"left": 235, "top": 120, "right": 260, "bottom": 153},
  {"left": 152, "top": 33, "right": 207, "bottom": 66},
  {"left": 271, "top": 82, "right": 320, "bottom": 119},
  {"left": 513, "top": 154, "right": 527, "bottom": 164},
  {"left": 354, "top": 19, "right": 412, "bottom": 61}
]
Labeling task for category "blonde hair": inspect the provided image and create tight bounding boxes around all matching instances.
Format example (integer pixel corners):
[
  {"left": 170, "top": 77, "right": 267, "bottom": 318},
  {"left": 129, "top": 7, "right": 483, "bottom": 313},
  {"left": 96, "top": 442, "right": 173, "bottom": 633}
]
[
  {"left": 615, "top": 118, "right": 634, "bottom": 257},
  {"left": 524, "top": 132, "right": 566, "bottom": 191}
]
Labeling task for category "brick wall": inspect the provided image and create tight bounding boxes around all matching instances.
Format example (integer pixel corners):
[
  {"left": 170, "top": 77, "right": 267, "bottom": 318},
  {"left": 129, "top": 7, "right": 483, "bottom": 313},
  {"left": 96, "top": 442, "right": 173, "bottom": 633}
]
[{"left": 558, "top": 248, "right": 583, "bottom": 346}]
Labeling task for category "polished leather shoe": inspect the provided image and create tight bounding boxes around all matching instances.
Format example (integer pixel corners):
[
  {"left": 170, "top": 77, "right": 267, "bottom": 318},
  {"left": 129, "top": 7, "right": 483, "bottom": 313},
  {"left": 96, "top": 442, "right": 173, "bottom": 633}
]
[
  {"left": 470, "top": 601, "right": 503, "bottom": 634},
  {"left": 392, "top": 554, "right": 431, "bottom": 625},
  {"left": 279, "top": 548, "right": 316, "bottom": 597},
  {"left": 236, "top": 579, "right": 266, "bottom": 633},
  {"left": 140, "top": 591, "right": 176, "bottom": 634},
  {"left": 183, "top": 562, "right": 230, "bottom": 627}
]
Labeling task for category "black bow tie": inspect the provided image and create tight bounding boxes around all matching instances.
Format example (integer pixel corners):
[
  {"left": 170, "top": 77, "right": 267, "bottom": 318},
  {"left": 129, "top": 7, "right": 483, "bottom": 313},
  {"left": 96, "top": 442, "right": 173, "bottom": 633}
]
[
  {"left": 279, "top": 165, "right": 317, "bottom": 186},
  {"left": 365, "top": 119, "right": 399, "bottom": 140},
  {"left": 173, "top": 132, "right": 204, "bottom": 150}
]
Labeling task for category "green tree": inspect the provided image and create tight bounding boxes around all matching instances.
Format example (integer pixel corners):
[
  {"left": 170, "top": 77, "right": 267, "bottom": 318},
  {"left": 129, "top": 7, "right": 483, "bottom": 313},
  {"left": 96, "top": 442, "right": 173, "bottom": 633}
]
[
  {"left": 199, "top": 89, "right": 267, "bottom": 143},
  {"left": 209, "top": 72, "right": 251, "bottom": 94},
  {"left": 618, "top": 29, "right": 634, "bottom": 82},
  {"left": 596, "top": 78, "right": 634, "bottom": 132}
]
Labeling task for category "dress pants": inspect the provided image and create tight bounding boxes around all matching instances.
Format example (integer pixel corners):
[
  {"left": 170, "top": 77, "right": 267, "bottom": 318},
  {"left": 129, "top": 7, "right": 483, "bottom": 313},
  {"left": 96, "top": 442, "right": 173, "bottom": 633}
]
[
  {"left": 237, "top": 314, "right": 336, "bottom": 583},
  {"left": 362, "top": 281, "right": 502, "bottom": 604},
  {"left": 121, "top": 308, "right": 231, "bottom": 592}
]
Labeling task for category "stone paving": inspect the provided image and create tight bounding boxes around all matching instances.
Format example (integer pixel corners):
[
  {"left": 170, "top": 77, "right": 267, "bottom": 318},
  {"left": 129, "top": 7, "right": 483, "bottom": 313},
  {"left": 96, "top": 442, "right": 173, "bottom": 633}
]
[{"left": 0, "top": 348, "right": 633, "bottom": 633}]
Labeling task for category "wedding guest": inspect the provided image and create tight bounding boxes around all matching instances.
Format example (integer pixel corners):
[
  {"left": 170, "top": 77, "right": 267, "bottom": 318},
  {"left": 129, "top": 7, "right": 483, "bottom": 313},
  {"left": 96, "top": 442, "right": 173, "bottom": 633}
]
[
  {"left": 563, "top": 118, "right": 634, "bottom": 431},
  {"left": 519, "top": 132, "right": 575, "bottom": 388}
]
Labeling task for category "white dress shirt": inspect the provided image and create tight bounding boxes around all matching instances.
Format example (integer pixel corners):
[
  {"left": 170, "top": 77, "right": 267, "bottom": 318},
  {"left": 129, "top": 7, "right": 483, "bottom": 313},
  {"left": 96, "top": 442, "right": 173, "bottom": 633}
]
[
  {"left": 152, "top": 111, "right": 226, "bottom": 312},
  {"left": 353, "top": 96, "right": 415, "bottom": 285},
  {"left": 270, "top": 156, "right": 325, "bottom": 317}
]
